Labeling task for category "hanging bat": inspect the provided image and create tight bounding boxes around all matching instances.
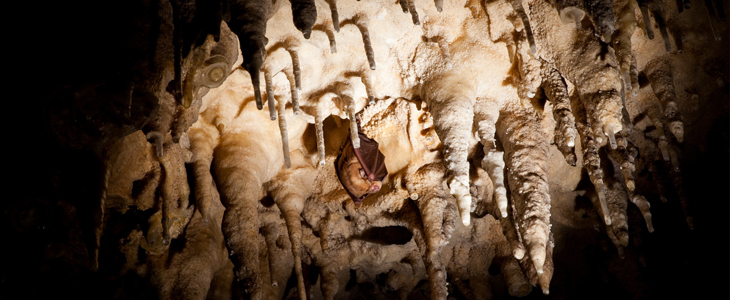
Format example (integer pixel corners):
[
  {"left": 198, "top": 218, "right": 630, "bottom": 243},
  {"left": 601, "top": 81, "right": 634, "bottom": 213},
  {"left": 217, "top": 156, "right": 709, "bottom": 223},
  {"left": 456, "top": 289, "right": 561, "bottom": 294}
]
[{"left": 335, "top": 122, "right": 388, "bottom": 204}]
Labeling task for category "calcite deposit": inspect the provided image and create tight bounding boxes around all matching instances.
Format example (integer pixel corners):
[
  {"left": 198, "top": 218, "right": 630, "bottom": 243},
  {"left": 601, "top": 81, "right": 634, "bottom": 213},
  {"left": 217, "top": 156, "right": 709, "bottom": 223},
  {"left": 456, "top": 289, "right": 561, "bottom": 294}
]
[{"left": 5, "top": 0, "right": 729, "bottom": 299}]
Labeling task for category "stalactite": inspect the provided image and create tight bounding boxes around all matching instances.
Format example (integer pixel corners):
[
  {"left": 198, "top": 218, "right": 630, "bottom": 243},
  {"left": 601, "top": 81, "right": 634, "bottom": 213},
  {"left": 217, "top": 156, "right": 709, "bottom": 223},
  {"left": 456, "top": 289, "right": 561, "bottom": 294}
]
[
  {"left": 496, "top": 104, "right": 551, "bottom": 275},
  {"left": 435, "top": 0, "right": 444, "bottom": 12},
  {"left": 326, "top": 25, "right": 338, "bottom": 53},
  {"left": 265, "top": 70, "right": 277, "bottom": 120},
  {"left": 361, "top": 71, "right": 376, "bottom": 105},
  {"left": 500, "top": 256, "right": 532, "bottom": 297},
  {"left": 290, "top": 0, "right": 317, "bottom": 39},
  {"left": 287, "top": 47, "right": 302, "bottom": 90},
  {"left": 540, "top": 64, "right": 577, "bottom": 165},
  {"left": 630, "top": 194, "right": 654, "bottom": 232},
  {"left": 555, "top": 0, "right": 585, "bottom": 27},
  {"left": 285, "top": 68, "right": 300, "bottom": 115},
  {"left": 355, "top": 15, "right": 377, "bottom": 70},
  {"left": 649, "top": 158, "right": 669, "bottom": 203},
  {"left": 509, "top": 0, "right": 537, "bottom": 55},
  {"left": 605, "top": 181, "right": 629, "bottom": 250},
  {"left": 571, "top": 93, "right": 612, "bottom": 225},
  {"left": 229, "top": 0, "right": 270, "bottom": 111},
  {"left": 437, "top": 39, "right": 452, "bottom": 69},
  {"left": 516, "top": 232, "right": 553, "bottom": 295},
  {"left": 638, "top": 1, "right": 655, "bottom": 39},
  {"left": 613, "top": 0, "right": 637, "bottom": 94},
  {"left": 276, "top": 96, "right": 291, "bottom": 168},
  {"left": 335, "top": 82, "right": 361, "bottom": 148},
  {"left": 584, "top": 0, "right": 616, "bottom": 42},
  {"left": 483, "top": 151, "right": 509, "bottom": 219},
  {"left": 474, "top": 102, "right": 508, "bottom": 219},
  {"left": 607, "top": 132, "right": 637, "bottom": 192},
  {"left": 407, "top": 0, "right": 421, "bottom": 25},
  {"left": 665, "top": 149, "right": 694, "bottom": 229},
  {"left": 213, "top": 131, "right": 281, "bottom": 300},
  {"left": 315, "top": 110, "right": 327, "bottom": 166},
  {"left": 645, "top": 58, "right": 684, "bottom": 143},
  {"left": 400, "top": 0, "right": 409, "bottom": 13},
  {"left": 189, "top": 121, "right": 220, "bottom": 223},
  {"left": 327, "top": 0, "right": 340, "bottom": 32},
  {"left": 269, "top": 164, "right": 314, "bottom": 300},
  {"left": 146, "top": 131, "right": 165, "bottom": 157},
  {"left": 704, "top": 0, "right": 723, "bottom": 40},
  {"left": 407, "top": 163, "right": 451, "bottom": 300},
  {"left": 422, "top": 72, "right": 475, "bottom": 226}
]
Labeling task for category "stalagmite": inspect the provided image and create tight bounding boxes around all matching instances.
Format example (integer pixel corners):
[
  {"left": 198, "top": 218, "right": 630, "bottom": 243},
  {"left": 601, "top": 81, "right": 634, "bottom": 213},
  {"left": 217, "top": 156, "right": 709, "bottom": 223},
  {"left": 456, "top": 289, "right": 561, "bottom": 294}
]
[
  {"left": 509, "top": 0, "right": 537, "bottom": 55},
  {"left": 496, "top": 104, "right": 551, "bottom": 275},
  {"left": 265, "top": 70, "right": 277, "bottom": 120},
  {"left": 285, "top": 68, "right": 300, "bottom": 114},
  {"left": 355, "top": 15, "right": 377, "bottom": 70},
  {"left": 645, "top": 58, "right": 684, "bottom": 143},
  {"left": 277, "top": 96, "right": 291, "bottom": 169},
  {"left": 630, "top": 194, "right": 654, "bottom": 232},
  {"left": 290, "top": 0, "right": 317, "bottom": 39},
  {"left": 407, "top": 0, "right": 421, "bottom": 25},
  {"left": 571, "top": 93, "right": 612, "bottom": 225},
  {"left": 422, "top": 72, "right": 474, "bottom": 226},
  {"left": 584, "top": 0, "right": 616, "bottom": 42},
  {"left": 555, "top": 0, "right": 585, "bottom": 27},
  {"left": 541, "top": 64, "right": 577, "bottom": 165},
  {"left": 327, "top": 0, "right": 340, "bottom": 32}
]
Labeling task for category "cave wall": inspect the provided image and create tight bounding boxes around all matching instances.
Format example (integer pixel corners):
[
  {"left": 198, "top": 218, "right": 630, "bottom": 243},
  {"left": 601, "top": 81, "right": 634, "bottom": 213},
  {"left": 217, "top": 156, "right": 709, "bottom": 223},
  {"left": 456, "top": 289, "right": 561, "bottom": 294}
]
[{"left": 4, "top": 0, "right": 729, "bottom": 299}]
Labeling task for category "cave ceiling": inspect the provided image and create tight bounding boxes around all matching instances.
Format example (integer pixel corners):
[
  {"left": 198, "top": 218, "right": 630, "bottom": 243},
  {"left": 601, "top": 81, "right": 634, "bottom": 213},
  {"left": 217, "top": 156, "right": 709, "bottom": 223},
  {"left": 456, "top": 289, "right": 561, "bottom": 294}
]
[{"left": 5, "top": 0, "right": 730, "bottom": 299}]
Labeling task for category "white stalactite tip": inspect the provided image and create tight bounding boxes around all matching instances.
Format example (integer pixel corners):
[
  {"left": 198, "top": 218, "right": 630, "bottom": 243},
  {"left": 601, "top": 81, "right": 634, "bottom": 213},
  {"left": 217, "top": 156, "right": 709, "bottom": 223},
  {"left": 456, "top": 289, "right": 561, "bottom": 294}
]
[
  {"left": 496, "top": 187, "right": 508, "bottom": 218},
  {"left": 596, "top": 183, "right": 611, "bottom": 225},
  {"left": 626, "top": 180, "right": 635, "bottom": 192},
  {"left": 349, "top": 114, "right": 360, "bottom": 149},
  {"left": 410, "top": 193, "right": 419, "bottom": 200},
  {"left": 670, "top": 121, "right": 684, "bottom": 143},
  {"left": 449, "top": 177, "right": 472, "bottom": 226},
  {"left": 604, "top": 123, "right": 619, "bottom": 149},
  {"left": 530, "top": 247, "right": 546, "bottom": 274},
  {"left": 513, "top": 247, "right": 525, "bottom": 260}
]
